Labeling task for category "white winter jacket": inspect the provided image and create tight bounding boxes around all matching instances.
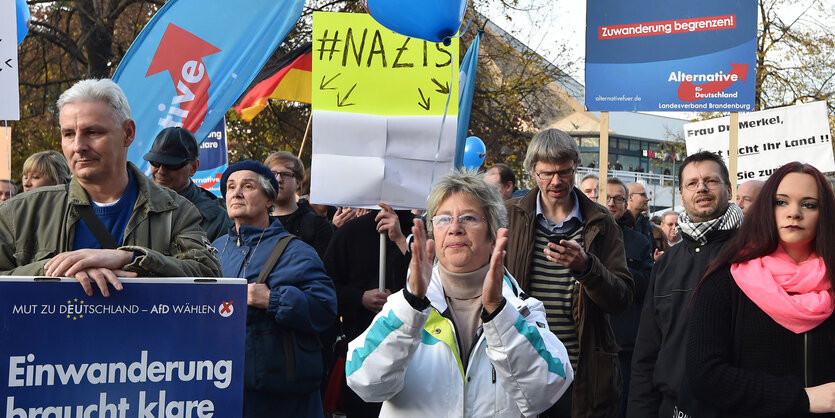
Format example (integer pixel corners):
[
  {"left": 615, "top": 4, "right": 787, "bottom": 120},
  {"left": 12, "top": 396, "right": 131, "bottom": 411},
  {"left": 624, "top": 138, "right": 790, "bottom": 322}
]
[{"left": 346, "top": 268, "right": 574, "bottom": 417}]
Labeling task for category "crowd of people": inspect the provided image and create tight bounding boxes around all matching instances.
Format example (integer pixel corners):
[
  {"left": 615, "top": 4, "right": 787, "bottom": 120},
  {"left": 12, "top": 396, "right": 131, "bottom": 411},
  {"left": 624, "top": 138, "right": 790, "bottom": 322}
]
[{"left": 2, "top": 78, "right": 835, "bottom": 418}]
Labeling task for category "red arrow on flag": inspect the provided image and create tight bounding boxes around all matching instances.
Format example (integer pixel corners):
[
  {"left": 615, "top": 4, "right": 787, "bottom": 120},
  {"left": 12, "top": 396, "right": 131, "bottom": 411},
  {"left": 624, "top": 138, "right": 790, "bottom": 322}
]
[
  {"left": 199, "top": 173, "right": 222, "bottom": 190},
  {"left": 677, "top": 63, "right": 748, "bottom": 102},
  {"left": 146, "top": 23, "right": 221, "bottom": 133}
]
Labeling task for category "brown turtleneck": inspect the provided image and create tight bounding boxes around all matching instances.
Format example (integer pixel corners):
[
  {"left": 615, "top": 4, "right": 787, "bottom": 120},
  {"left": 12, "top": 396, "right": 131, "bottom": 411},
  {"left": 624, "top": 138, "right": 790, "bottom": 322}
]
[{"left": 439, "top": 263, "right": 490, "bottom": 367}]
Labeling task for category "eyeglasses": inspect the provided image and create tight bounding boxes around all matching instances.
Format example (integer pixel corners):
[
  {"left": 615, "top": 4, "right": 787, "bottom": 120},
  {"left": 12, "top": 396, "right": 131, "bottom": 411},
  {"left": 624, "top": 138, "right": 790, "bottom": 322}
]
[
  {"left": 430, "top": 214, "right": 486, "bottom": 229},
  {"left": 533, "top": 167, "right": 575, "bottom": 182},
  {"left": 149, "top": 160, "right": 190, "bottom": 170},
  {"left": 682, "top": 179, "right": 723, "bottom": 191},
  {"left": 271, "top": 171, "right": 296, "bottom": 180},
  {"left": 606, "top": 196, "right": 626, "bottom": 204}
]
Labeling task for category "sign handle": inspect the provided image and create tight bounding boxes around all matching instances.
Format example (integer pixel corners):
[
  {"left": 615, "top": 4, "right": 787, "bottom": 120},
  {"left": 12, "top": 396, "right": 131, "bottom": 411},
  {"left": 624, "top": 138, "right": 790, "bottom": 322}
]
[
  {"left": 379, "top": 233, "right": 386, "bottom": 292},
  {"left": 598, "top": 112, "right": 610, "bottom": 205},
  {"left": 297, "top": 112, "right": 313, "bottom": 160},
  {"left": 729, "top": 112, "right": 739, "bottom": 201}
]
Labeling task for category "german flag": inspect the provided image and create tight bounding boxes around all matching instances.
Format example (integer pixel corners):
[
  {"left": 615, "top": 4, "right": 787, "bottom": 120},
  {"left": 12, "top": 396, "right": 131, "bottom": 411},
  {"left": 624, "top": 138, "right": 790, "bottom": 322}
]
[{"left": 235, "top": 43, "right": 312, "bottom": 121}]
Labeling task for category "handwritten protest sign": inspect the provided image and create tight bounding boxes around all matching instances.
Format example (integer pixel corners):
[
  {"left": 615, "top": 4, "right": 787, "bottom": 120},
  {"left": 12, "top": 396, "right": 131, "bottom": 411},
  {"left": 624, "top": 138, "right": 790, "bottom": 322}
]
[
  {"left": 1, "top": 277, "right": 246, "bottom": 417},
  {"left": 0, "top": 0, "right": 20, "bottom": 120},
  {"left": 684, "top": 101, "right": 834, "bottom": 181},
  {"left": 311, "top": 12, "right": 459, "bottom": 209}
]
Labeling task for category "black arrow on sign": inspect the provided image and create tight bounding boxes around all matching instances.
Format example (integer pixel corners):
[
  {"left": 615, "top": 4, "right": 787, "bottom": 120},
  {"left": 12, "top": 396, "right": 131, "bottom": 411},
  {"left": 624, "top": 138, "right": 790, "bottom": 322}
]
[
  {"left": 431, "top": 78, "right": 449, "bottom": 94},
  {"left": 337, "top": 83, "right": 357, "bottom": 107},
  {"left": 4, "top": 59, "right": 11, "bottom": 68},
  {"left": 319, "top": 73, "right": 340, "bottom": 90},
  {"left": 418, "top": 88, "right": 430, "bottom": 110}
]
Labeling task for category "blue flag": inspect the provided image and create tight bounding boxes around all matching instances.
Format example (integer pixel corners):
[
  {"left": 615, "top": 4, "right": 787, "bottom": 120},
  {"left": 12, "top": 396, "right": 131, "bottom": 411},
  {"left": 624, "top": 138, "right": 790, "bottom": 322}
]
[
  {"left": 112, "top": 0, "right": 305, "bottom": 170},
  {"left": 455, "top": 31, "right": 482, "bottom": 169}
]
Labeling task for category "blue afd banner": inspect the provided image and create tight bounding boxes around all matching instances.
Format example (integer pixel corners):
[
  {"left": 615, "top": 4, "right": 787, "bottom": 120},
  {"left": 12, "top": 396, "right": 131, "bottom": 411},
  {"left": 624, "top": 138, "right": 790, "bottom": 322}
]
[
  {"left": 585, "top": 0, "right": 757, "bottom": 112},
  {"left": 193, "top": 117, "right": 227, "bottom": 197},
  {"left": 1, "top": 278, "right": 247, "bottom": 417},
  {"left": 112, "top": 0, "right": 304, "bottom": 172}
]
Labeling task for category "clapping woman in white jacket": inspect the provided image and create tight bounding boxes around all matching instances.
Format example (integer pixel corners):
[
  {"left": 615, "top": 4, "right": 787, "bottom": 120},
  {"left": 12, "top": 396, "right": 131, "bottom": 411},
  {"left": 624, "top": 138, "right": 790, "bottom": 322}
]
[{"left": 346, "top": 171, "right": 573, "bottom": 417}]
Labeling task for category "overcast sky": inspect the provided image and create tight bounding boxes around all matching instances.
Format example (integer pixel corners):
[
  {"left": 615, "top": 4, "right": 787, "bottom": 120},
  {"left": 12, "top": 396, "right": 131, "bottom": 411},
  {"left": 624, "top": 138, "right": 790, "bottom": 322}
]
[{"left": 480, "top": 2, "right": 589, "bottom": 84}]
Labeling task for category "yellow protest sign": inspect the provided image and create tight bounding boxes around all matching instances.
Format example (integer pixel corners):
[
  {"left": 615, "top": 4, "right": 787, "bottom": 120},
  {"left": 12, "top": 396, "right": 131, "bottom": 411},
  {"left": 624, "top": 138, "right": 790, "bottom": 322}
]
[{"left": 312, "top": 12, "right": 459, "bottom": 116}]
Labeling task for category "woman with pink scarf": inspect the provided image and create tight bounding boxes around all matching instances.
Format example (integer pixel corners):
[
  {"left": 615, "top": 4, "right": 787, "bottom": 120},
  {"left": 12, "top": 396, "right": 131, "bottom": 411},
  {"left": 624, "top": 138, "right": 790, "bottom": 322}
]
[{"left": 684, "top": 162, "right": 835, "bottom": 417}]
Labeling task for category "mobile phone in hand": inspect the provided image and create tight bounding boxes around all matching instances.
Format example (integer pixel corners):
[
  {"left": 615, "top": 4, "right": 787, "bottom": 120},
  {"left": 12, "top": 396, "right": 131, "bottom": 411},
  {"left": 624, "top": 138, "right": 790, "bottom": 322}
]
[{"left": 548, "top": 234, "right": 568, "bottom": 247}]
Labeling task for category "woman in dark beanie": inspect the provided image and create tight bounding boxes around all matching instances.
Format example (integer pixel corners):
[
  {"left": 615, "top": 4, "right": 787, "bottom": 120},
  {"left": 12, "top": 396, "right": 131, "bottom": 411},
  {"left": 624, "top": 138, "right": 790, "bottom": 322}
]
[{"left": 213, "top": 160, "right": 336, "bottom": 417}]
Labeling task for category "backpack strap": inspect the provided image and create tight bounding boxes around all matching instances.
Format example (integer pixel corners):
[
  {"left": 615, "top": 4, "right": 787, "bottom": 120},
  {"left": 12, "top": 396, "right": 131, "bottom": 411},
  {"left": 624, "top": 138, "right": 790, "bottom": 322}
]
[{"left": 256, "top": 234, "right": 296, "bottom": 284}]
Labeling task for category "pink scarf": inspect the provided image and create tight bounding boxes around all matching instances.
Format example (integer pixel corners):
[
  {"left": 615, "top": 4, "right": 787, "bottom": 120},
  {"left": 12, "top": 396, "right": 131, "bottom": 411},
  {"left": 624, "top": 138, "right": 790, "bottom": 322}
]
[{"left": 731, "top": 246, "right": 833, "bottom": 334}]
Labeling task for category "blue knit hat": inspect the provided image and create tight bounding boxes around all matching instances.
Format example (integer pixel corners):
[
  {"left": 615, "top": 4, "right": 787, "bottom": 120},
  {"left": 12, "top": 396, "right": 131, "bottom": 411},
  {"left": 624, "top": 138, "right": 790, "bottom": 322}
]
[{"left": 220, "top": 160, "right": 279, "bottom": 199}]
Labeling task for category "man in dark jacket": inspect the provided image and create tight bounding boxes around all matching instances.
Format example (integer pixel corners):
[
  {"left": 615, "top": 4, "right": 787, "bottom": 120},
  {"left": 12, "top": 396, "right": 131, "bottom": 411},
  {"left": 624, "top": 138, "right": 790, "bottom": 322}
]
[
  {"left": 505, "top": 128, "right": 634, "bottom": 418},
  {"left": 606, "top": 177, "right": 653, "bottom": 418},
  {"left": 322, "top": 204, "right": 413, "bottom": 417},
  {"left": 626, "top": 182, "right": 657, "bottom": 254},
  {"left": 627, "top": 151, "right": 742, "bottom": 418},
  {"left": 144, "top": 127, "right": 233, "bottom": 242},
  {"left": 264, "top": 151, "right": 334, "bottom": 260}
]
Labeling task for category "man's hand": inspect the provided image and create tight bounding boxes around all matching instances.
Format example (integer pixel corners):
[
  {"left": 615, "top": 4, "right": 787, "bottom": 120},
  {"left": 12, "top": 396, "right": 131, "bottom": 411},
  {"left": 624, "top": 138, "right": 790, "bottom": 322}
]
[
  {"left": 333, "top": 207, "right": 358, "bottom": 228},
  {"left": 71, "top": 268, "right": 137, "bottom": 297},
  {"left": 407, "top": 218, "right": 434, "bottom": 299},
  {"left": 247, "top": 283, "right": 270, "bottom": 309},
  {"left": 376, "top": 202, "right": 407, "bottom": 254},
  {"left": 45, "top": 249, "right": 136, "bottom": 297},
  {"left": 482, "top": 228, "right": 508, "bottom": 315},
  {"left": 361, "top": 289, "right": 392, "bottom": 313},
  {"left": 544, "top": 239, "right": 588, "bottom": 272},
  {"left": 653, "top": 248, "right": 664, "bottom": 261}
]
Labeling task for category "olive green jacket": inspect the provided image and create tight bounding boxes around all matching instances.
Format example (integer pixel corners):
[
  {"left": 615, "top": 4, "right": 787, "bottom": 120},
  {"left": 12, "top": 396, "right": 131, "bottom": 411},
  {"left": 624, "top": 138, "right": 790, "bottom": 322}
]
[{"left": 0, "top": 163, "right": 221, "bottom": 277}]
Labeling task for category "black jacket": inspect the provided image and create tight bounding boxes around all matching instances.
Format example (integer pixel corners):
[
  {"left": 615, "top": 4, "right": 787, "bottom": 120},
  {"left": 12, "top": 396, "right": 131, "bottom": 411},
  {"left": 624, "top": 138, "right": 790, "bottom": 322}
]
[
  {"left": 633, "top": 212, "right": 659, "bottom": 253},
  {"left": 611, "top": 211, "right": 654, "bottom": 352},
  {"left": 686, "top": 266, "right": 835, "bottom": 417},
  {"left": 627, "top": 228, "right": 737, "bottom": 418},
  {"left": 276, "top": 203, "right": 334, "bottom": 260},
  {"left": 322, "top": 210, "right": 413, "bottom": 342}
]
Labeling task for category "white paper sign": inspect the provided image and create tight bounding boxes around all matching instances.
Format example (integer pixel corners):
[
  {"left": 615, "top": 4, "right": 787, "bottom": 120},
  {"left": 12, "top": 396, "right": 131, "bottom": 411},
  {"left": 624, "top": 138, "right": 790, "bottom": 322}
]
[
  {"left": 0, "top": 0, "right": 20, "bottom": 120},
  {"left": 684, "top": 102, "right": 834, "bottom": 181},
  {"left": 310, "top": 110, "right": 456, "bottom": 209}
]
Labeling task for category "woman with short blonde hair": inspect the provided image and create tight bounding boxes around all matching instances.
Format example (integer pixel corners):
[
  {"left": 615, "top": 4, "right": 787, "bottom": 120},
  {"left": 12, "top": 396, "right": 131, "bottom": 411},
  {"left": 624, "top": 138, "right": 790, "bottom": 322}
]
[{"left": 22, "top": 150, "right": 71, "bottom": 192}]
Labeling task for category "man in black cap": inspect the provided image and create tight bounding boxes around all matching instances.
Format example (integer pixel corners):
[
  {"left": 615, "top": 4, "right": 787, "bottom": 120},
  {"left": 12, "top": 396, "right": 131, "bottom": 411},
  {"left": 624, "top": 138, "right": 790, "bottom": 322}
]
[{"left": 144, "top": 127, "right": 233, "bottom": 241}]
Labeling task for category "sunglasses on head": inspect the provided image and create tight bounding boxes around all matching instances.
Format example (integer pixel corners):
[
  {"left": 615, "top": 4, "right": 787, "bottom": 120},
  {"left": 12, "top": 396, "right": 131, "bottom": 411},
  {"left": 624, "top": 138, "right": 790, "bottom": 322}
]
[{"left": 149, "top": 160, "right": 191, "bottom": 170}]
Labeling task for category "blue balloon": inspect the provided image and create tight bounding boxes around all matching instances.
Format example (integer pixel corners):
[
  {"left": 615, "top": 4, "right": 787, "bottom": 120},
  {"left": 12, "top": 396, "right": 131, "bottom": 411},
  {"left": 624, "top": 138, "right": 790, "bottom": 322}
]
[
  {"left": 366, "top": 0, "right": 467, "bottom": 44},
  {"left": 16, "top": 0, "right": 30, "bottom": 45},
  {"left": 463, "top": 136, "right": 486, "bottom": 171}
]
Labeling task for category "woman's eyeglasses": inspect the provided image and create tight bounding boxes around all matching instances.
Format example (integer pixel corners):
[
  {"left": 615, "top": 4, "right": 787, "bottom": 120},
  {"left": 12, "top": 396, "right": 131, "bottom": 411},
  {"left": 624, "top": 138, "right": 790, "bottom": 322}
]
[{"left": 430, "top": 214, "right": 486, "bottom": 229}]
